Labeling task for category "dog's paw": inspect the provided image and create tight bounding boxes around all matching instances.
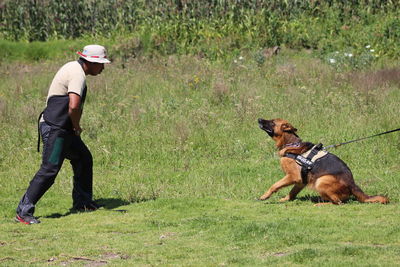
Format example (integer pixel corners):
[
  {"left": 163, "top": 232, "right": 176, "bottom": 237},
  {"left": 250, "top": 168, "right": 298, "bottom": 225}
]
[
  {"left": 258, "top": 195, "right": 270, "bottom": 201},
  {"left": 279, "top": 196, "right": 290, "bottom": 202}
]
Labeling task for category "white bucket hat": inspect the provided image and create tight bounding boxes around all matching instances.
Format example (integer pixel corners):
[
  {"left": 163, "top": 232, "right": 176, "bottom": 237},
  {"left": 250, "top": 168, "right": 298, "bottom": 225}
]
[{"left": 77, "top": 44, "right": 111, "bottom": 64}]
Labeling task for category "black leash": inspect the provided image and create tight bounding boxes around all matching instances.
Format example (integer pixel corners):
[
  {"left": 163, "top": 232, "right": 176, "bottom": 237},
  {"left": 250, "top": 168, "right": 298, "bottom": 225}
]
[{"left": 324, "top": 127, "right": 400, "bottom": 150}]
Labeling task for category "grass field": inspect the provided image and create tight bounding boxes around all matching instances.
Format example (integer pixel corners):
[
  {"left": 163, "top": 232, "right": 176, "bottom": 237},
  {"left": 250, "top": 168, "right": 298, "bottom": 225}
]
[
  {"left": 1, "top": 198, "right": 399, "bottom": 266},
  {"left": 1, "top": 48, "right": 400, "bottom": 266}
]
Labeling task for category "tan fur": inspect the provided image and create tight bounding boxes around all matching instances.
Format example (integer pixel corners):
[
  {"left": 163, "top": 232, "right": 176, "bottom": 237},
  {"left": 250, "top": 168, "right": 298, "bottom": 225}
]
[{"left": 258, "top": 118, "right": 389, "bottom": 205}]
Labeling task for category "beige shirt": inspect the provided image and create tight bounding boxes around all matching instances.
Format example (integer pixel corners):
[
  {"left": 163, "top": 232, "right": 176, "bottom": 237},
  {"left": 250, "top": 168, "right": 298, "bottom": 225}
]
[
  {"left": 40, "top": 61, "right": 86, "bottom": 122},
  {"left": 46, "top": 61, "right": 86, "bottom": 102}
]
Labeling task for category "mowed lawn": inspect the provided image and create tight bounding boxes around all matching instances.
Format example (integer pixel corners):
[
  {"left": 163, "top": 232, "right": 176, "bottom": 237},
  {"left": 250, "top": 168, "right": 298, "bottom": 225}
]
[
  {"left": 1, "top": 198, "right": 400, "bottom": 266},
  {"left": 1, "top": 50, "right": 400, "bottom": 266}
]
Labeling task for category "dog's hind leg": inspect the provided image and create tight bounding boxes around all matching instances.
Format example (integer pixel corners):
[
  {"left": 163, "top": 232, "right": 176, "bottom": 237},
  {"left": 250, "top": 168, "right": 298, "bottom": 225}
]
[
  {"left": 315, "top": 193, "right": 343, "bottom": 206},
  {"left": 363, "top": 196, "right": 389, "bottom": 204},
  {"left": 351, "top": 184, "right": 389, "bottom": 204},
  {"left": 280, "top": 183, "right": 305, "bottom": 202},
  {"left": 314, "top": 175, "right": 350, "bottom": 205}
]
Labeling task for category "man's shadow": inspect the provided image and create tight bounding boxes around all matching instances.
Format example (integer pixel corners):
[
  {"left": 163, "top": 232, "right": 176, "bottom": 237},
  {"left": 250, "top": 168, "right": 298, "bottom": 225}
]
[
  {"left": 44, "top": 198, "right": 133, "bottom": 219},
  {"left": 96, "top": 198, "right": 131, "bottom": 210}
]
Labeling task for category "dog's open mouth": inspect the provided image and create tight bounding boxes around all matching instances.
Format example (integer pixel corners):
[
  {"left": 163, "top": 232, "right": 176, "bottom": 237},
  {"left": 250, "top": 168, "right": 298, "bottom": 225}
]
[{"left": 258, "top": 118, "right": 274, "bottom": 137}]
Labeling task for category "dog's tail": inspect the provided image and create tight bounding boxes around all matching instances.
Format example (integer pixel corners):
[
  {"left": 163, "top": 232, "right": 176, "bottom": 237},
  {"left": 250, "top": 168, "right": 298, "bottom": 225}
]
[{"left": 351, "top": 184, "right": 389, "bottom": 204}]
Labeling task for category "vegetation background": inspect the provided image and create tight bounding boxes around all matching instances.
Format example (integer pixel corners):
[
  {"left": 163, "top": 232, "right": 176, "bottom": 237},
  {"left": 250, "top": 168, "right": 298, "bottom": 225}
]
[{"left": 1, "top": 0, "right": 400, "bottom": 266}]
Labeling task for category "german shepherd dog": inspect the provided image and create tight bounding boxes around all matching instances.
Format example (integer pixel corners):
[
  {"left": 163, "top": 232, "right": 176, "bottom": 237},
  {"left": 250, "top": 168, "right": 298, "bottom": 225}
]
[{"left": 258, "top": 118, "right": 389, "bottom": 205}]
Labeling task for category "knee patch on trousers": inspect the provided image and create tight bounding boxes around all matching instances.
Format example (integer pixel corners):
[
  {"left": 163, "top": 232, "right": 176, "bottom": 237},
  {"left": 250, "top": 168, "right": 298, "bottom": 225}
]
[{"left": 48, "top": 137, "right": 64, "bottom": 165}]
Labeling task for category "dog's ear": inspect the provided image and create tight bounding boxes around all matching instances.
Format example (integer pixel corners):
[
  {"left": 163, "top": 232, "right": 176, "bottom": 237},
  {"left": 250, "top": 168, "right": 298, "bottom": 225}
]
[{"left": 281, "top": 123, "right": 297, "bottom": 133}]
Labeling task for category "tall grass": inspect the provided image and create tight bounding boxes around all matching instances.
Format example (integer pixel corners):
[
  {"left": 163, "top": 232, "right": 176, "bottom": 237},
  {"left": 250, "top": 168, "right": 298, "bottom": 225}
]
[
  {"left": 1, "top": 51, "right": 400, "bottom": 265},
  {"left": 1, "top": 35, "right": 399, "bottom": 266},
  {"left": 1, "top": 49, "right": 399, "bottom": 204}
]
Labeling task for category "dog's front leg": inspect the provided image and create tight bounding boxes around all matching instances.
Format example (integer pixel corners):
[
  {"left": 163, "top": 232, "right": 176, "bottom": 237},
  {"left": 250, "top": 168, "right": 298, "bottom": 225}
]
[
  {"left": 279, "top": 183, "right": 305, "bottom": 202},
  {"left": 259, "top": 157, "right": 300, "bottom": 201},
  {"left": 259, "top": 175, "right": 296, "bottom": 200}
]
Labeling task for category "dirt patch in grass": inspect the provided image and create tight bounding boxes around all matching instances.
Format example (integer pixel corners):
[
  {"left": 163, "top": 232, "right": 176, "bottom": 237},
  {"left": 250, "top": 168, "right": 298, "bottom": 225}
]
[
  {"left": 273, "top": 252, "right": 290, "bottom": 257},
  {"left": 51, "top": 252, "right": 129, "bottom": 266},
  {"left": 349, "top": 67, "right": 400, "bottom": 92},
  {"left": 57, "top": 256, "right": 107, "bottom": 266}
]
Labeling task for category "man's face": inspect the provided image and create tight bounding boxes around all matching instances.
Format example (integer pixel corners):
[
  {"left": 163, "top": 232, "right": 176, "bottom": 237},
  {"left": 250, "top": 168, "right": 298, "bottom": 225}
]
[{"left": 87, "top": 62, "right": 104, "bottom": 76}]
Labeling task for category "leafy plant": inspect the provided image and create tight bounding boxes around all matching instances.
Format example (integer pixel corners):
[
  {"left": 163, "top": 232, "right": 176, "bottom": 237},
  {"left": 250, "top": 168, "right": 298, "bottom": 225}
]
[{"left": 1, "top": 0, "right": 400, "bottom": 60}]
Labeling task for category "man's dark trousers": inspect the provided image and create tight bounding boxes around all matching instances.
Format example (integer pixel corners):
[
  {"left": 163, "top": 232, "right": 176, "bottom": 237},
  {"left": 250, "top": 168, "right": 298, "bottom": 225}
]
[{"left": 17, "top": 122, "right": 93, "bottom": 216}]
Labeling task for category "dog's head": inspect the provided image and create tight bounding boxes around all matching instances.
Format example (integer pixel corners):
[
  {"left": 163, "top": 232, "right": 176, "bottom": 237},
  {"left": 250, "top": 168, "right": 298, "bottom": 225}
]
[{"left": 258, "top": 118, "right": 298, "bottom": 145}]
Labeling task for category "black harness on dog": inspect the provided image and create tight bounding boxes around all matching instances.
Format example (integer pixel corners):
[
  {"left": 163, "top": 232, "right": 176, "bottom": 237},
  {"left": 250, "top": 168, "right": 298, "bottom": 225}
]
[{"left": 284, "top": 143, "right": 325, "bottom": 184}]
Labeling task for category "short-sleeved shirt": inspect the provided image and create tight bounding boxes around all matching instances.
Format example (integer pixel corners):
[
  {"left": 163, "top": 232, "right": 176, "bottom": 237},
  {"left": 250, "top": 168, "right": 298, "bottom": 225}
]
[
  {"left": 46, "top": 61, "right": 86, "bottom": 103},
  {"left": 40, "top": 61, "right": 87, "bottom": 127}
]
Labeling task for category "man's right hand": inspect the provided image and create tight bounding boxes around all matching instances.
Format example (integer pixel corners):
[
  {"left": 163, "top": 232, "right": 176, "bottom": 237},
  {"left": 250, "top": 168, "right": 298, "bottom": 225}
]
[{"left": 74, "top": 127, "right": 83, "bottom": 136}]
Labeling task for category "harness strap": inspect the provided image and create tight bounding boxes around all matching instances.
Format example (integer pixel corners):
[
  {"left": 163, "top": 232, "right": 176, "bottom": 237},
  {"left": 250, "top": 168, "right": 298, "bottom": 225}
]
[
  {"left": 304, "top": 143, "right": 323, "bottom": 162},
  {"left": 284, "top": 143, "right": 324, "bottom": 184},
  {"left": 37, "top": 112, "right": 44, "bottom": 152},
  {"left": 300, "top": 167, "right": 308, "bottom": 184}
]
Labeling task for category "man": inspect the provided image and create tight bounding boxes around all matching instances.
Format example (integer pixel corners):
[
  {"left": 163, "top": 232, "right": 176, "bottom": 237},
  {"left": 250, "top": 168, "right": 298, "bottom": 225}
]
[{"left": 15, "top": 45, "right": 110, "bottom": 224}]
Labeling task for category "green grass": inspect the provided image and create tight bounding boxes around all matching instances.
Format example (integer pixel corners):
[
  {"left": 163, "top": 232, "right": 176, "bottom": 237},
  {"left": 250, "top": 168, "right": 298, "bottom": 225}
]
[
  {"left": 1, "top": 199, "right": 399, "bottom": 266},
  {"left": 1, "top": 48, "right": 399, "bottom": 265}
]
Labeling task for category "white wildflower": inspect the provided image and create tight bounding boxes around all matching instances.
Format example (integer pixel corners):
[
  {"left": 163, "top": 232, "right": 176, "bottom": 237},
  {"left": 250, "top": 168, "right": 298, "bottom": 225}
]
[
  {"left": 238, "top": 56, "right": 244, "bottom": 60},
  {"left": 366, "top": 45, "right": 371, "bottom": 49},
  {"left": 370, "top": 49, "right": 375, "bottom": 52},
  {"left": 329, "top": 58, "right": 336, "bottom": 64}
]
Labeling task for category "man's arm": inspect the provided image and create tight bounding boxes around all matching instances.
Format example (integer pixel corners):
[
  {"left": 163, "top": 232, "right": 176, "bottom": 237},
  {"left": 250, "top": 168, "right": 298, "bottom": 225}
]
[{"left": 68, "top": 93, "right": 82, "bottom": 135}]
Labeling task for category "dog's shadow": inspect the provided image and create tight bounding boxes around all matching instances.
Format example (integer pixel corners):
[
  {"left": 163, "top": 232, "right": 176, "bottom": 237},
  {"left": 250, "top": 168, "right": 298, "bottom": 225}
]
[
  {"left": 44, "top": 198, "right": 132, "bottom": 219},
  {"left": 260, "top": 194, "right": 355, "bottom": 204},
  {"left": 298, "top": 194, "right": 356, "bottom": 204},
  {"left": 298, "top": 195, "right": 326, "bottom": 203}
]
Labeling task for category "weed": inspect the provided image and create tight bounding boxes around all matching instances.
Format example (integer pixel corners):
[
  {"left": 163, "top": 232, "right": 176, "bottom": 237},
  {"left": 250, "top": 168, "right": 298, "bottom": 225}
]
[
  {"left": 212, "top": 80, "right": 230, "bottom": 104},
  {"left": 325, "top": 45, "right": 378, "bottom": 71},
  {"left": 0, "top": 97, "right": 6, "bottom": 120}
]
